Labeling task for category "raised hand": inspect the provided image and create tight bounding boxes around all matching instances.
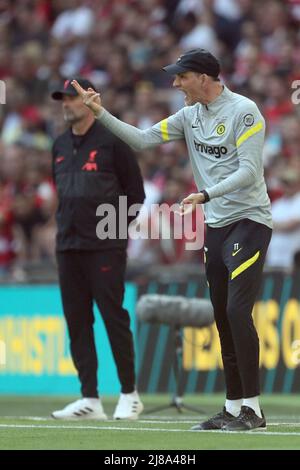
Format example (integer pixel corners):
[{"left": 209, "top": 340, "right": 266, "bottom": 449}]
[{"left": 71, "top": 80, "right": 102, "bottom": 117}]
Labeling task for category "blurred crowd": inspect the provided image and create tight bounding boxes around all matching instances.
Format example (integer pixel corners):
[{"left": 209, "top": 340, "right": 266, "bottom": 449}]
[{"left": 0, "top": 0, "right": 300, "bottom": 280}]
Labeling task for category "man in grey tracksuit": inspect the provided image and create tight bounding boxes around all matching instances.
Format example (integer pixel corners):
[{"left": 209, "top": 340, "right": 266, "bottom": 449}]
[{"left": 71, "top": 48, "right": 272, "bottom": 431}]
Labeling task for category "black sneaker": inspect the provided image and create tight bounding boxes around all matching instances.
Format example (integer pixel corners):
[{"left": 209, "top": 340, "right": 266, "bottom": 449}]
[
  {"left": 223, "top": 406, "right": 266, "bottom": 431},
  {"left": 191, "top": 407, "right": 236, "bottom": 431}
]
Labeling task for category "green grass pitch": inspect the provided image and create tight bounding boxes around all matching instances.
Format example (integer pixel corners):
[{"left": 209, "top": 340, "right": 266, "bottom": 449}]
[{"left": 0, "top": 394, "right": 299, "bottom": 450}]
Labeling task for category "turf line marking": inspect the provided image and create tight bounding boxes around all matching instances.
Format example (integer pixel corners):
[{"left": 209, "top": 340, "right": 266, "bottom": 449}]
[
  {"left": 1, "top": 418, "right": 300, "bottom": 427},
  {"left": 2, "top": 417, "right": 300, "bottom": 428},
  {"left": 0, "top": 424, "right": 300, "bottom": 436},
  {"left": 0, "top": 417, "right": 201, "bottom": 424},
  {"left": 0, "top": 424, "right": 194, "bottom": 433}
]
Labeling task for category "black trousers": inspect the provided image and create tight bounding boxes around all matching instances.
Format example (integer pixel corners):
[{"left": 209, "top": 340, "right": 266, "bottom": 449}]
[
  {"left": 205, "top": 219, "right": 272, "bottom": 399},
  {"left": 56, "top": 249, "right": 135, "bottom": 397}
]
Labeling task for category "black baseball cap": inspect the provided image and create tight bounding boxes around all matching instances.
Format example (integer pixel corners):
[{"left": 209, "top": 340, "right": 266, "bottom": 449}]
[
  {"left": 163, "top": 49, "right": 220, "bottom": 78},
  {"left": 51, "top": 77, "right": 96, "bottom": 100}
]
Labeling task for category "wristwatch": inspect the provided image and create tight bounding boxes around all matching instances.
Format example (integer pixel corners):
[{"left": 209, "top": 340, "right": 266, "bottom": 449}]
[{"left": 200, "top": 189, "right": 210, "bottom": 203}]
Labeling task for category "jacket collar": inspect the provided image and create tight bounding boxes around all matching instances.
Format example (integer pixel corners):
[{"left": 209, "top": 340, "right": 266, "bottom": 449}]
[{"left": 202, "top": 85, "right": 234, "bottom": 113}]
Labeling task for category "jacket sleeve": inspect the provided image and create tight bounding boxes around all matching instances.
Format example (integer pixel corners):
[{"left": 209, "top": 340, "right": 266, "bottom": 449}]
[
  {"left": 113, "top": 138, "right": 146, "bottom": 221},
  {"left": 51, "top": 140, "right": 57, "bottom": 186},
  {"left": 99, "top": 108, "right": 185, "bottom": 150},
  {"left": 206, "top": 102, "right": 265, "bottom": 200}
]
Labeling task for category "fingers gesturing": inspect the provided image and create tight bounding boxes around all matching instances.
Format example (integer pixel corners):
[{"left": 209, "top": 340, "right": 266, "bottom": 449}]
[{"left": 71, "top": 80, "right": 101, "bottom": 113}]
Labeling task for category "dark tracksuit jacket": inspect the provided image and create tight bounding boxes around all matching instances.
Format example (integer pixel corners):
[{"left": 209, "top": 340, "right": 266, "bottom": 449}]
[{"left": 52, "top": 119, "right": 145, "bottom": 251}]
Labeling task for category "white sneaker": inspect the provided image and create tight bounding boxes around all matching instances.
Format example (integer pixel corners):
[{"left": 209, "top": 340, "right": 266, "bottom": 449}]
[
  {"left": 51, "top": 398, "right": 108, "bottom": 420},
  {"left": 113, "top": 391, "right": 144, "bottom": 420}
]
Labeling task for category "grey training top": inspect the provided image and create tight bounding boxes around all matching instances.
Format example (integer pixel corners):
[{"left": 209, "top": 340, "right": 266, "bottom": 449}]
[{"left": 97, "top": 86, "right": 273, "bottom": 229}]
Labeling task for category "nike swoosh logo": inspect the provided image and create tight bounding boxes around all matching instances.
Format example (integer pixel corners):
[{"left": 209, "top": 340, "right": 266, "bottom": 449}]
[{"left": 232, "top": 248, "right": 243, "bottom": 256}]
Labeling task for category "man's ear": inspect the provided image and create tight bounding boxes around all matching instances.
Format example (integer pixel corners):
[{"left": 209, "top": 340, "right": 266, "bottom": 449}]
[
  {"left": 201, "top": 74, "right": 213, "bottom": 88},
  {"left": 196, "top": 73, "right": 207, "bottom": 84}
]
